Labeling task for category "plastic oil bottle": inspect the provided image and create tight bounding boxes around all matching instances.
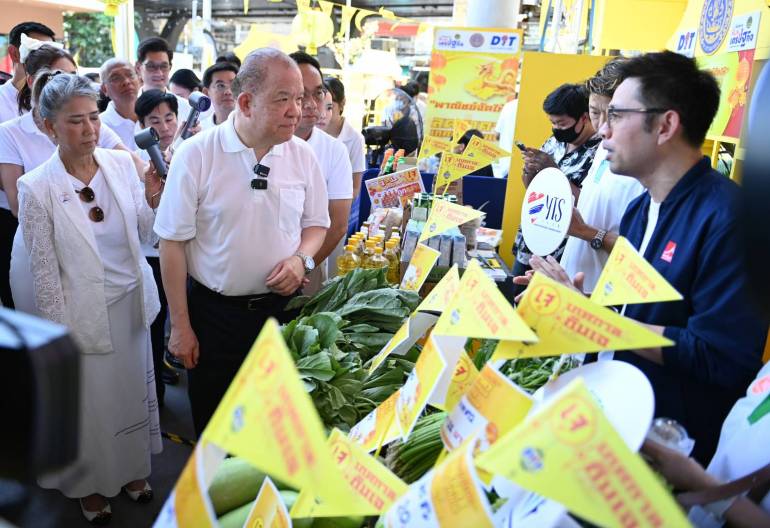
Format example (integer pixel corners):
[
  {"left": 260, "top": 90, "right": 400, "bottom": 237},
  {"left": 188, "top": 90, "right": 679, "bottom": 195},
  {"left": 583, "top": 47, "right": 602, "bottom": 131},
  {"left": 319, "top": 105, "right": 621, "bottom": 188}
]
[
  {"left": 363, "top": 246, "right": 389, "bottom": 271},
  {"left": 385, "top": 239, "right": 401, "bottom": 284},
  {"left": 361, "top": 240, "right": 376, "bottom": 268},
  {"left": 336, "top": 244, "right": 360, "bottom": 277}
]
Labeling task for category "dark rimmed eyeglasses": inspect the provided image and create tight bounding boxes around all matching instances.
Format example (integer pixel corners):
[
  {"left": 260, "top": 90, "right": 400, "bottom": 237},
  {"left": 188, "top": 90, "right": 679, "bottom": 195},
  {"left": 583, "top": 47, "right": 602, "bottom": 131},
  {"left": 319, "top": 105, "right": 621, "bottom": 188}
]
[
  {"left": 75, "top": 186, "right": 105, "bottom": 222},
  {"left": 606, "top": 107, "right": 669, "bottom": 126}
]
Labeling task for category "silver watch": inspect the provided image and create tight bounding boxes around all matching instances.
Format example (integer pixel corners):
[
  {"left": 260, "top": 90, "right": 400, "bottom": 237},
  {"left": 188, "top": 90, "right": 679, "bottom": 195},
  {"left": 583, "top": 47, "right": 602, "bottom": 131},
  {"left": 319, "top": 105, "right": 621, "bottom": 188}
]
[{"left": 294, "top": 251, "right": 315, "bottom": 274}]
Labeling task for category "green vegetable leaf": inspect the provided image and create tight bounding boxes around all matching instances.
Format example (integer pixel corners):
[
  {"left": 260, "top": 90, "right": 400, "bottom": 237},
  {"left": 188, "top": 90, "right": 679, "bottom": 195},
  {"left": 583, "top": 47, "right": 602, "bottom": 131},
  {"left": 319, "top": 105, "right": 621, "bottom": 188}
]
[{"left": 297, "top": 353, "right": 335, "bottom": 382}]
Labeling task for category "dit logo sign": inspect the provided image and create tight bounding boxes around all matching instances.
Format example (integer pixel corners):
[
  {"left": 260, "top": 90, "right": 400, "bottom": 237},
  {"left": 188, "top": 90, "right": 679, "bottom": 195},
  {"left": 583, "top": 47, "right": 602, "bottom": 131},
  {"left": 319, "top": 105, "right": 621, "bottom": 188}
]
[{"left": 674, "top": 30, "right": 697, "bottom": 58}]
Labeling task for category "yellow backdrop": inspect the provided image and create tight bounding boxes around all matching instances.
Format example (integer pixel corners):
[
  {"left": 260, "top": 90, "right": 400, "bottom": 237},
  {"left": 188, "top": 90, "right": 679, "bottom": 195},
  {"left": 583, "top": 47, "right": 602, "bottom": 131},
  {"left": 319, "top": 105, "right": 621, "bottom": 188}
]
[{"left": 500, "top": 52, "right": 609, "bottom": 267}]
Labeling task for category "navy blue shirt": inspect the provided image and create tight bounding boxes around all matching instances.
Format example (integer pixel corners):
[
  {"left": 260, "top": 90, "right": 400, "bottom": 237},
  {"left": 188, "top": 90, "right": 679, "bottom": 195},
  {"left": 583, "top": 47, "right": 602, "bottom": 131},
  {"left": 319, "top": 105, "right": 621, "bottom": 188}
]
[{"left": 617, "top": 157, "right": 768, "bottom": 463}]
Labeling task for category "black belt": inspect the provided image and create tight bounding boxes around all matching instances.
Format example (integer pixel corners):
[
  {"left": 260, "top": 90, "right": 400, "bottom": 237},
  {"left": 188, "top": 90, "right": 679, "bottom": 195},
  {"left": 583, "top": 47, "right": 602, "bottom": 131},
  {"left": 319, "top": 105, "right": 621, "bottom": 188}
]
[{"left": 189, "top": 279, "right": 282, "bottom": 311}]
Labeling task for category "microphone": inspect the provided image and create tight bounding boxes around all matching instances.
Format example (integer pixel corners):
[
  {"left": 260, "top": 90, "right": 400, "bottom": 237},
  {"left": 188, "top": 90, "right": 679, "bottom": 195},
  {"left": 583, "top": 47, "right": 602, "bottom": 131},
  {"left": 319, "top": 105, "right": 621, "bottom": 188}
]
[
  {"left": 134, "top": 127, "right": 168, "bottom": 179},
  {"left": 178, "top": 92, "right": 211, "bottom": 140}
]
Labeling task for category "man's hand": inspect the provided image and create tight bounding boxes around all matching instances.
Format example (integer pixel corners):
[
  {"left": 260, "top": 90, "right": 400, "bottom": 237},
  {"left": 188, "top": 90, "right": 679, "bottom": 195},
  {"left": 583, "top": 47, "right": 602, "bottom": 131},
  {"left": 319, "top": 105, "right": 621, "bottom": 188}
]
[
  {"left": 568, "top": 207, "right": 592, "bottom": 239},
  {"left": 522, "top": 148, "right": 557, "bottom": 186},
  {"left": 530, "top": 255, "right": 585, "bottom": 294},
  {"left": 168, "top": 323, "right": 199, "bottom": 369},
  {"left": 265, "top": 256, "right": 305, "bottom": 295},
  {"left": 641, "top": 439, "right": 718, "bottom": 491}
]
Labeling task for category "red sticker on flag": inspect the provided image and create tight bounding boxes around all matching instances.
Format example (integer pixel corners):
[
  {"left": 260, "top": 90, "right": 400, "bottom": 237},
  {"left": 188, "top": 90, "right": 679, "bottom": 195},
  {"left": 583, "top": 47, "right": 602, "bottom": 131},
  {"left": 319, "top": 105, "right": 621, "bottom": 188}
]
[{"left": 661, "top": 241, "right": 677, "bottom": 263}]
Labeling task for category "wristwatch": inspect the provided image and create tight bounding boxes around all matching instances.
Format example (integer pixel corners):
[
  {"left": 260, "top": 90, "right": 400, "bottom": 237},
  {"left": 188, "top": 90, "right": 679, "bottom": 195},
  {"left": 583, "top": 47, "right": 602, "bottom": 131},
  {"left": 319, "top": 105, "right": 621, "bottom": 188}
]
[
  {"left": 590, "top": 229, "right": 607, "bottom": 250},
  {"left": 294, "top": 251, "right": 315, "bottom": 274}
]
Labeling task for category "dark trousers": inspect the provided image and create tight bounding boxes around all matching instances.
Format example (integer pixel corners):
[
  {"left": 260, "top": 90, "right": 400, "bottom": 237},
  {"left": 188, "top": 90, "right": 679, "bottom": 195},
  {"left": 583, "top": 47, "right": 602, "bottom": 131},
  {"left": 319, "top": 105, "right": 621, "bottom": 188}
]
[
  {"left": 0, "top": 208, "right": 17, "bottom": 308},
  {"left": 187, "top": 280, "right": 297, "bottom": 436},
  {"left": 147, "top": 256, "right": 168, "bottom": 404}
]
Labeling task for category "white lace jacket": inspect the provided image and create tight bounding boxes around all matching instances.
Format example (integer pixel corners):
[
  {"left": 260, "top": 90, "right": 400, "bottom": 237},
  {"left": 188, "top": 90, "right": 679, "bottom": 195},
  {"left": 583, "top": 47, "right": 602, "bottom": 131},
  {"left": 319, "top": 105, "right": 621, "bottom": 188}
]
[{"left": 17, "top": 148, "right": 160, "bottom": 354}]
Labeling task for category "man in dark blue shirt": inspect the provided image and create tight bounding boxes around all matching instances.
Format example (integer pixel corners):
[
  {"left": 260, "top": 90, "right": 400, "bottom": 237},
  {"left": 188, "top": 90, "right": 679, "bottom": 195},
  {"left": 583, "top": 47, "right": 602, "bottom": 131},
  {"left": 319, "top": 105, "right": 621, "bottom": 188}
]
[{"left": 524, "top": 51, "right": 768, "bottom": 463}]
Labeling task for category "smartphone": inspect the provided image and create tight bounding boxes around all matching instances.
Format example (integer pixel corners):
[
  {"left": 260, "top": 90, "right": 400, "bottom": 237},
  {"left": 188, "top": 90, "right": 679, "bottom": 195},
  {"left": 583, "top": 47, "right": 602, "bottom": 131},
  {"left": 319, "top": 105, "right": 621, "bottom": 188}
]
[{"left": 515, "top": 141, "right": 527, "bottom": 152}]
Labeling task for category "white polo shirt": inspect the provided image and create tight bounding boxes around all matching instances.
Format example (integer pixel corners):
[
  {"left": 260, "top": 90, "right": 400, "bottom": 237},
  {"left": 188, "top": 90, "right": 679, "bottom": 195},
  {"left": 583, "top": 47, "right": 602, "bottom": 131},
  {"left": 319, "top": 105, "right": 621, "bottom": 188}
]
[
  {"left": 154, "top": 113, "right": 330, "bottom": 296},
  {"left": 561, "top": 146, "right": 645, "bottom": 293},
  {"left": 337, "top": 118, "right": 366, "bottom": 174},
  {"left": 0, "top": 112, "right": 123, "bottom": 211},
  {"left": 100, "top": 101, "right": 141, "bottom": 151},
  {"left": 305, "top": 127, "right": 353, "bottom": 200},
  {"left": 0, "top": 81, "right": 21, "bottom": 124}
]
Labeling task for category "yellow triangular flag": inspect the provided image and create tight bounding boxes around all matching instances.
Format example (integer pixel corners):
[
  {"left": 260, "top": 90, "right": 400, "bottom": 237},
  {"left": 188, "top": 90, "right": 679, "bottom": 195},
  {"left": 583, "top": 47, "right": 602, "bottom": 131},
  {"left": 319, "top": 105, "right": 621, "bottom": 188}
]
[
  {"left": 400, "top": 243, "right": 441, "bottom": 291},
  {"left": 368, "top": 311, "right": 437, "bottom": 374},
  {"left": 419, "top": 199, "right": 484, "bottom": 242},
  {"left": 476, "top": 378, "right": 690, "bottom": 527},
  {"left": 591, "top": 236, "right": 683, "bottom": 306},
  {"left": 434, "top": 152, "right": 485, "bottom": 191},
  {"left": 451, "top": 118, "right": 475, "bottom": 143},
  {"left": 337, "top": 5, "right": 358, "bottom": 38},
  {"left": 462, "top": 134, "right": 511, "bottom": 163},
  {"left": 203, "top": 319, "right": 355, "bottom": 510},
  {"left": 432, "top": 260, "right": 538, "bottom": 342},
  {"left": 349, "top": 390, "right": 401, "bottom": 453},
  {"left": 291, "top": 429, "right": 407, "bottom": 517},
  {"left": 317, "top": 0, "right": 334, "bottom": 17},
  {"left": 244, "top": 477, "right": 291, "bottom": 527},
  {"left": 434, "top": 351, "right": 479, "bottom": 412},
  {"left": 494, "top": 273, "right": 673, "bottom": 360},
  {"left": 417, "top": 264, "right": 461, "bottom": 313},
  {"left": 417, "top": 136, "right": 452, "bottom": 160}
]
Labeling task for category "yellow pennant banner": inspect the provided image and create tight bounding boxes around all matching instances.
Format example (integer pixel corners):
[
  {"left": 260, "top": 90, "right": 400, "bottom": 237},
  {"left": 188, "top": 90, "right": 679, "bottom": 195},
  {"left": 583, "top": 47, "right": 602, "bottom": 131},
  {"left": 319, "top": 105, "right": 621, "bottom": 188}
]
[
  {"left": 441, "top": 364, "right": 532, "bottom": 453},
  {"left": 433, "top": 259, "right": 538, "bottom": 342},
  {"left": 203, "top": 319, "right": 353, "bottom": 509},
  {"left": 417, "top": 136, "right": 452, "bottom": 160},
  {"left": 591, "top": 236, "right": 683, "bottom": 306},
  {"left": 417, "top": 263, "right": 460, "bottom": 313},
  {"left": 349, "top": 390, "right": 401, "bottom": 453},
  {"left": 419, "top": 199, "right": 484, "bottom": 242},
  {"left": 369, "top": 311, "right": 437, "bottom": 374},
  {"left": 384, "top": 441, "right": 495, "bottom": 527},
  {"left": 476, "top": 378, "right": 690, "bottom": 528},
  {"left": 494, "top": 273, "right": 673, "bottom": 359},
  {"left": 396, "top": 334, "right": 448, "bottom": 440},
  {"left": 437, "top": 351, "right": 479, "bottom": 412},
  {"left": 401, "top": 243, "right": 441, "bottom": 291},
  {"left": 434, "top": 152, "right": 485, "bottom": 191},
  {"left": 463, "top": 134, "right": 511, "bottom": 163},
  {"left": 244, "top": 477, "right": 291, "bottom": 528},
  {"left": 451, "top": 118, "right": 475, "bottom": 143},
  {"left": 292, "top": 429, "right": 408, "bottom": 517}
]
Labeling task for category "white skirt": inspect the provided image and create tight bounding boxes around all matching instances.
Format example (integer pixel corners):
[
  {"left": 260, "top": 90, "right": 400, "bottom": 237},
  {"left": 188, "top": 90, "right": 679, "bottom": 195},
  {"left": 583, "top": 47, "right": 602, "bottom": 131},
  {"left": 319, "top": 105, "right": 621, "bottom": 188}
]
[{"left": 38, "top": 286, "right": 163, "bottom": 498}]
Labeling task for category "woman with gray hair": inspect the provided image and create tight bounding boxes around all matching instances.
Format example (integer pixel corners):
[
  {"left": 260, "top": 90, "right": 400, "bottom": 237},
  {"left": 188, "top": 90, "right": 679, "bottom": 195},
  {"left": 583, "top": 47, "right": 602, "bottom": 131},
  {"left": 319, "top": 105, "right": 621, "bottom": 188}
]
[{"left": 16, "top": 71, "right": 164, "bottom": 524}]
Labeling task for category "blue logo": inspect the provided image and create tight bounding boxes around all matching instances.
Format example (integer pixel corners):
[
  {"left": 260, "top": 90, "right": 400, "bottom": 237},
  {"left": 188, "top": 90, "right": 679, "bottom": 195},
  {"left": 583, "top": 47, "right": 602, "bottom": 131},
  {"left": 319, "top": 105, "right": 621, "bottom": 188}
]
[
  {"left": 699, "top": 0, "right": 734, "bottom": 54},
  {"left": 490, "top": 34, "right": 519, "bottom": 49}
]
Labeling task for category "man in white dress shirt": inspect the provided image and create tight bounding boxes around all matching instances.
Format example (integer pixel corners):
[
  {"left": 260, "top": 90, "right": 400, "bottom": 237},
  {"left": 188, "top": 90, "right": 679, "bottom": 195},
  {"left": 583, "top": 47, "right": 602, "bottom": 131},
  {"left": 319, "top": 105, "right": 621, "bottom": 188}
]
[
  {"left": 155, "top": 48, "right": 330, "bottom": 435},
  {"left": 290, "top": 52, "right": 352, "bottom": 289},
  {"left": 0, "top": 22, "right": 55, "bottom": 124},
  {"left": 99, "top": 58, "right": 141, "bottom": 151},
  {"left": 200, "top": 62, "right": 238, "bottom": 130}
]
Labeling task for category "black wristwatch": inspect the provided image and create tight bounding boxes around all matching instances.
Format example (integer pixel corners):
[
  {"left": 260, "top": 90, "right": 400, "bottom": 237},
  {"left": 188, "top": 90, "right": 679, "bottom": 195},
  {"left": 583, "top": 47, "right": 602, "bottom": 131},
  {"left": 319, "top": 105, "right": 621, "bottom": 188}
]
[{"left": 590, "top": 229, "right": 607, "bottom": 250}]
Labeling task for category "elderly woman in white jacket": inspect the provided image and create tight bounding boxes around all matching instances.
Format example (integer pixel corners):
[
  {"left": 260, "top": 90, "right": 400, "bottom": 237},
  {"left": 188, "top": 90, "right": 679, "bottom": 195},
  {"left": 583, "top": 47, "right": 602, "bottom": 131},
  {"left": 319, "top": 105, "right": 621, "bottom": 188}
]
[{"left": 16, "top": 71, "right": 163, "bottom": 524}]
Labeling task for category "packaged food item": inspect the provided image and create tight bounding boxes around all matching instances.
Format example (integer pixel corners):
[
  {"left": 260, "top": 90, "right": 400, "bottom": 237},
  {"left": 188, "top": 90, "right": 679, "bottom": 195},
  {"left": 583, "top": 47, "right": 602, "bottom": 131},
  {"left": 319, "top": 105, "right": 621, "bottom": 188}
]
[
  {"left": 336, "top": 245, "right": 360, "bottom": 277},
  {"left": 363, "top": 247, "right": 389, "bottom": 271},
  {"left": 385, "top": 240, "right": 400, "bottom": 284}
]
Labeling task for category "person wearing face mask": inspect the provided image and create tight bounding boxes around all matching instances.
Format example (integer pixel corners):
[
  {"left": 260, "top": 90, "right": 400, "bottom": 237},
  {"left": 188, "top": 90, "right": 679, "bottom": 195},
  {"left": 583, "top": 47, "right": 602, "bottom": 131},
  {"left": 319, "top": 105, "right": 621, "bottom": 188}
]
[
  {"left": 0, "top": 21, "right": 55, "bottom": 123},
  {"left": 16, "top": 71, "right": 164, "bottom": 524},
  {"left": 154, "top": 48, "right": 329, "bottom": 436},
  {"left": 510, "top": 82, "right": 599, "bottom": 295}
]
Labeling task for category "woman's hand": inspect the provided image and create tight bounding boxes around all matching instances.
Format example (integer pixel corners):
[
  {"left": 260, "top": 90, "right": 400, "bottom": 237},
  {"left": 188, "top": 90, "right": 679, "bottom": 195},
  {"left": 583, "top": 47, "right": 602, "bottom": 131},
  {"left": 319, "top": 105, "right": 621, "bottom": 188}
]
[
  {"left": 144, "top": 161, "right": 164, "bottom": 209},
  {"left": 641, "top": 439, "right": 719, "bottom": 491}
]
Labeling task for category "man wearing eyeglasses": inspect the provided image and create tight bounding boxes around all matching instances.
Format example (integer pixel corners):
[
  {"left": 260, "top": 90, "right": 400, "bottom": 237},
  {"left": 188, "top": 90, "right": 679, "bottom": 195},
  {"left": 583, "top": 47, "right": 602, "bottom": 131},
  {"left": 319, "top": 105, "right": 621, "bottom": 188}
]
[
  {"left": 289, "top": 51, "right": 352, "bottom": 293},
  {"left": 134, "top": 37, "right": 192, "bottom": 129},
  {"left": 526, "top": 51, "right": 768, "bottom": 463},
  {"left": 154, "top": 48, "right": 329, "bottom": 435},
  {"left": 200, "top": 62, "right": 238, "bottom": 130},
  {"left": 99, "top": 58, "right": 141, "bottom": 150}
]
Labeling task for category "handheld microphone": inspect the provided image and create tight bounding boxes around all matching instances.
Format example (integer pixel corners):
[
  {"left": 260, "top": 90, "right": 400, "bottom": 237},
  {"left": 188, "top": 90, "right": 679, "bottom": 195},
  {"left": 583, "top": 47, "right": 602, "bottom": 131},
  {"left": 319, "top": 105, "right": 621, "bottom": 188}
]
[
  {"left": 179, "top": 92, "right": 211, "bottom": 140},
  {"left": 134, "top": 127, "right": 168, "bottom": 179}
]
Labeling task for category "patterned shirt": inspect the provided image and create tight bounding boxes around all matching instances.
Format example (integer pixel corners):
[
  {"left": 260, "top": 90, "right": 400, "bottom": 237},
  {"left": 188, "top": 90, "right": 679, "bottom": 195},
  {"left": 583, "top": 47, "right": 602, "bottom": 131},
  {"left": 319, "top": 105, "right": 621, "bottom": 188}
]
[{"left": 513, "top": 134, "right": 601, "bottom": 265}]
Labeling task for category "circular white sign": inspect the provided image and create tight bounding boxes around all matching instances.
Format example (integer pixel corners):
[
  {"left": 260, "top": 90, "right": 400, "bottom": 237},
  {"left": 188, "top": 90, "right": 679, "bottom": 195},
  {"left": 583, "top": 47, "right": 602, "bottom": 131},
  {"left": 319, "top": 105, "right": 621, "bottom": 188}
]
[
  {"left": 534, "top": 360, "right": 655, "bottom": 451},
  {"left": 520, "top": 167, "right": 573, "bottom": 257}
]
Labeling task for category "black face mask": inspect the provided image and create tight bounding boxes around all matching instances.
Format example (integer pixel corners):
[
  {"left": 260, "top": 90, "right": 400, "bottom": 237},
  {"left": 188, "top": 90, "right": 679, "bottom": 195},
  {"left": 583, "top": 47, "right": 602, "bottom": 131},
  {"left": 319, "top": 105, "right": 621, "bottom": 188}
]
[{"left": 552, "top": 117, "right": 584, "bottom": 144}]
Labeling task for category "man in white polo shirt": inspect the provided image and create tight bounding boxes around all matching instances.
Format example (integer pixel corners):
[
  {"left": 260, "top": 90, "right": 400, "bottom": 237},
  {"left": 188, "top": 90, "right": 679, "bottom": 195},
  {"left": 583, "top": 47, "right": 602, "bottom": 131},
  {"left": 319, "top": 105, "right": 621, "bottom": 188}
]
[
  {"left": 99, "top": 57, "right": 141, "bottom": 151},
  {"left": 135, "top": 37, "right": 192, "bottom": 125},
  {"left": 155, "top": 48, "right": 330, "bottom": 435},
  {"left": 289, "top": 51, "right": 352, "bottom": 289},
  {"left": 200, "top": 61, "right": 238, "bottom": 130}
]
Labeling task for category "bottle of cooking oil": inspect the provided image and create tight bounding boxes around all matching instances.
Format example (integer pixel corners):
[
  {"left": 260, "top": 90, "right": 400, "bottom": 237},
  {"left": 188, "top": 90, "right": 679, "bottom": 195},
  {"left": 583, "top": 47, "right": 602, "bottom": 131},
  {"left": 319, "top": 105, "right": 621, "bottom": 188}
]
[
  {"left": 361, "top": 240, "right": 376, "bottom": 267},
  {"left": 384, "top": 240, "right": 400, "bottom": 284},
  {"left": 363, "top": 246, "right": 389, "bottom": 270},
  {"left": 336, "top": 244, "right": 360, "bottom": 277}
]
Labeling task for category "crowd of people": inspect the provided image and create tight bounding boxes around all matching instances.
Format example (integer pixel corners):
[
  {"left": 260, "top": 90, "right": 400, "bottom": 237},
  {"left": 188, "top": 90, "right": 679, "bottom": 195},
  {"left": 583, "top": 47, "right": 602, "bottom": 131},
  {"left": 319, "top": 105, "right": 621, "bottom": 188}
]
[{"left": 0, "top": 17, "right": 768, "bottom": 528}]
